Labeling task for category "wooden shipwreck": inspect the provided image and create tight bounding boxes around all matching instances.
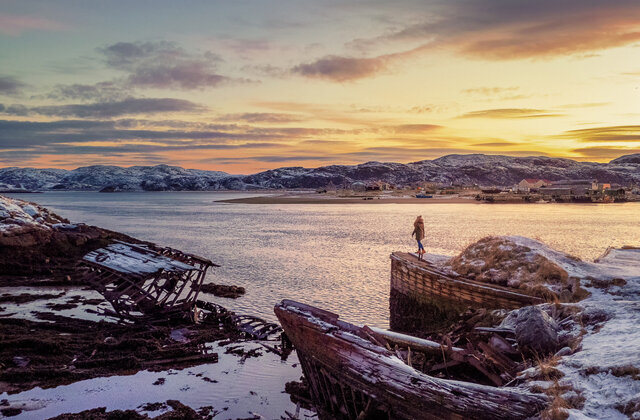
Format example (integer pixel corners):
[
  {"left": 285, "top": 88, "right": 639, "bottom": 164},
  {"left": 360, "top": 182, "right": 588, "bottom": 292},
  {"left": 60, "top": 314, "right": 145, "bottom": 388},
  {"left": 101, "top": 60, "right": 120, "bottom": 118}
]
[
  {"left": 275, "top": 299, "right": 548, "bottom": 420},
  {"left": 80, "top": 241, "right": 217, "bottom": 319},
  {"left": 391, "top": 252, "right": 544, "bottom": 310}
]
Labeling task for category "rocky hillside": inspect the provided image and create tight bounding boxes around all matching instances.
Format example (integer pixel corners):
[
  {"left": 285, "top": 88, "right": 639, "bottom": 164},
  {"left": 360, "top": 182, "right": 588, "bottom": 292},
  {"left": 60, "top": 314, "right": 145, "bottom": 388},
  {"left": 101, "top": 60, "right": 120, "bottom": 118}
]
[
  {"left": 1, "top": 154, "right": 640, "bottom": 191},
  {"left": 0, "top": 164, "right": 233, "bottom": 191}
]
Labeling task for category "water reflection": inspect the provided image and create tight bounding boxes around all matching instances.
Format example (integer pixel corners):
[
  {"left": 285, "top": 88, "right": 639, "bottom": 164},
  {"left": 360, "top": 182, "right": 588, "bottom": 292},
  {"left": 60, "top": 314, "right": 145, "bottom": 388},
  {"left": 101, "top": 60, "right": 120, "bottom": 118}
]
[{"left": 8, "top": 192, "right": 640, "bottom": 329}]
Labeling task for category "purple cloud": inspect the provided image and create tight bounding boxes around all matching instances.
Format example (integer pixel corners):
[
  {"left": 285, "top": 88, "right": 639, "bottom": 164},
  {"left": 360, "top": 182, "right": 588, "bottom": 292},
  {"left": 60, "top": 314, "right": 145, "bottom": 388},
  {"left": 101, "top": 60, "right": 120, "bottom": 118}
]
[
  {"left": 292, "top": 55, "right": 388, "bottom": 82},
  {"left": 47, "top": 81, "right": 126, "bottom": 102},
  {"left": 1, "top": 97, "right": 206, "bottom": 118},
  {"left": 100, "top": 41, "right": 228, "bottom": 90},
  {"left": 0, "top": 76, "right": 27, "bottom": 95}
]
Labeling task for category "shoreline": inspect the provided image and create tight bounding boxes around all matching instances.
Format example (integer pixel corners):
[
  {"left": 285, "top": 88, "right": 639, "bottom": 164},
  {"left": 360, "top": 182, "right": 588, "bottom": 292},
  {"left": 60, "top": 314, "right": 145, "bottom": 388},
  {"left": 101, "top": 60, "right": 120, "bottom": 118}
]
[
  {"left": 219, "top": 193, "right": 640, "bottom": 205},
  {"left": 219, "top": 195, "right": 482, "bottom": 205}
]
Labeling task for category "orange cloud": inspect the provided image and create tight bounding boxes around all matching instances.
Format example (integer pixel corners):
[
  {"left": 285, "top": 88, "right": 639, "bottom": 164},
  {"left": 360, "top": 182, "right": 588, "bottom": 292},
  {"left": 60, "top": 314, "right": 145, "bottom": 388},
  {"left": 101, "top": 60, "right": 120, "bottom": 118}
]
[
  {"left": 301, "top": 1, "right": 640, "bottom": 82},
  {"left": 560, "top": 125, "right": 640, "bottom": 142},
  {"left": 459, "top": 108, "right": 564, "bottom": 119}
]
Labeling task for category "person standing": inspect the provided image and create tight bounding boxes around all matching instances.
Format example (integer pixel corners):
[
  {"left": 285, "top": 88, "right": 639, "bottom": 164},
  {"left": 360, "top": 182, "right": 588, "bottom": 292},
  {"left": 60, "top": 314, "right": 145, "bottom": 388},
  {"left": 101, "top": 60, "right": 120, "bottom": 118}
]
[{"left": 412, "top": 215, "right": 425, "bottom": 260}]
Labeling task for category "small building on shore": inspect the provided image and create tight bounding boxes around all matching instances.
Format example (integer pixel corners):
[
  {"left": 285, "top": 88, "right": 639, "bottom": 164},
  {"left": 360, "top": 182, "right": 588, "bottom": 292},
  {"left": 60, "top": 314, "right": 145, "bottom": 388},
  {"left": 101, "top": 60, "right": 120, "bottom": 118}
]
[{"left": 515, "top": 179, "right": 552, "bottom": 192}]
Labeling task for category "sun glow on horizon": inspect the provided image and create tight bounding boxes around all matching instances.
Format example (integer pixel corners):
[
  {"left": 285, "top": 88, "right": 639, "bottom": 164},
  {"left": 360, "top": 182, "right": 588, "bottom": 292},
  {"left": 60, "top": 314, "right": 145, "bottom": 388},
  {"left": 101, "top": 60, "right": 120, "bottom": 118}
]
[{"left": 1, "top": 1, "right": 639, "bottom": 173}]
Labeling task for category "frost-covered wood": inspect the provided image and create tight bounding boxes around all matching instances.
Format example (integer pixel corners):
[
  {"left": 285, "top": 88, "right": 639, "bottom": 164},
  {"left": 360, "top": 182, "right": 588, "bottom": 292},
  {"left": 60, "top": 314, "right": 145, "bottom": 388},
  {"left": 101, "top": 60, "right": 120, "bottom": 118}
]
[
  {"left": 275, "top": 300, "right": 547, "bottom": 420},
  {"left": 367, "top": 326, "right": 464, "bottom": 355},
  {"left": 80, "top": 241, "right": 217, "bottom": 320},
  {"left": 83, "top": 242, "right": 197, "bottom": 275}
]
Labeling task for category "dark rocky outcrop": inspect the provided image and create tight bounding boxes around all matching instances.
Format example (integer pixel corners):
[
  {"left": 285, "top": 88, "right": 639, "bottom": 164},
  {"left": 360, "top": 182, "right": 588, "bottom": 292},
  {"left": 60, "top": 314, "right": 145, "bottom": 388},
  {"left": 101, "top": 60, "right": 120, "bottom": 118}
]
[
  {"left": 0, "top": 195, "right": 145, "bottom": 281},
  {"left": 513, "top": 306, "right": 560, "bottom": 355}
]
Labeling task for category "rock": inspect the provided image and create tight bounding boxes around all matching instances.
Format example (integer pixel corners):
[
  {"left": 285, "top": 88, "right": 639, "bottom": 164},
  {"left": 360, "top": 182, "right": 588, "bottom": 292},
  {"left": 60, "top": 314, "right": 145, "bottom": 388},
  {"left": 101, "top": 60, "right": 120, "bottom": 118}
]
[
  {"left": 514, "top": 306, "right": 559, "bottom": 355},
  {"left": 0, "top": 407, "right": 22, "bottom": 417},
  {"left": 554, "top": 346, "right": 572, "bottom": 357},
  {"left": 200, "top": 283, "right": 245, "bottom": 298},
  {"left": 507, "top": 277, "right": 521, "bottom": 288},
  {"left": 580, "top": 306, "right": 611, "bottom": 326}
]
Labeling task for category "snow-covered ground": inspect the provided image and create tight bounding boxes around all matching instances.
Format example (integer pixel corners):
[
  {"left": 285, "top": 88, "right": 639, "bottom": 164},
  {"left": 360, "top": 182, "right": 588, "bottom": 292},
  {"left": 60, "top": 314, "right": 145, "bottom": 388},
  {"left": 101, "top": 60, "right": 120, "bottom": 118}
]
[
  {"left": 436, "top": 235, "right": 640, "bottom": 418},
  {"left": 502, "top": 237, "right": 640, "bottom": 419},
  {"left": 0, "top": 195, "right": 69, "bottom": 234}
]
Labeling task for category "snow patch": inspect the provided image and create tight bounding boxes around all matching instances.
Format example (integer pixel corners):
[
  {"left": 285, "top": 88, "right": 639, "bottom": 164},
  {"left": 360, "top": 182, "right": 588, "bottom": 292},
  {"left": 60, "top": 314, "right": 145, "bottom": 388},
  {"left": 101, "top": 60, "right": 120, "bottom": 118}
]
[{"left": 0, "top": 195, "right": 67, "bottom": 235}]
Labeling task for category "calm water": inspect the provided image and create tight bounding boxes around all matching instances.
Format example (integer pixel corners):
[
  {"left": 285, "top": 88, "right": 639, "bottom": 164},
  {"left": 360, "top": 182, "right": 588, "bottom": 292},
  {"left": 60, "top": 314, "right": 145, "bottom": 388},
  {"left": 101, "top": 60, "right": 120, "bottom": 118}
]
[{"left": 9, "top": 191, "right": 640, "bottom": 328}]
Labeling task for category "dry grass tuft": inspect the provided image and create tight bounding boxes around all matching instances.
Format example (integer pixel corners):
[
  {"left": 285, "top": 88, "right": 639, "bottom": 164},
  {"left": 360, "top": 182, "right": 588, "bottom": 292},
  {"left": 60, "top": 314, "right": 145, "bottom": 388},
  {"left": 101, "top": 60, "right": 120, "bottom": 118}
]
[
  {"left": 540, "top": 380, "right": 573, "bottom": 420},
  {"left": 526, "top": 354, "right": 565, "bottom": 382},
  {"left": 616, "top": 396, "right": 640, "bottom": 417},
  {"left": 448, "top": 236, "right": 584, "bottom": 302},
  {"left": 535, "top": 355, "right": 587, "bottom": 420},
  {"left": 584, "top": 365, "right": 640, "bottom": 380},
  {"left": 541, "top": 395, "right": 570, "bottom": 420},
  {"left": 610, "top": 365, "right": 640, "bottom": 380}
]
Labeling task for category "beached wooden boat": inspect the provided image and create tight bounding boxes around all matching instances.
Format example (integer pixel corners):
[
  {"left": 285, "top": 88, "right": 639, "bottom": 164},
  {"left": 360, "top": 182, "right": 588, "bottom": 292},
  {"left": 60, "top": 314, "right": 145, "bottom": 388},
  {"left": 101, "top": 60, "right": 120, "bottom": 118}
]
[
  {"left": 391, "top": 252, "right": 544, "bottom": 310},
  {"left": 80, "top": 240, "right": 217, "bottom": 319},
  {"left": 275, "top": 300, "right": 547, "bottom": 420}
]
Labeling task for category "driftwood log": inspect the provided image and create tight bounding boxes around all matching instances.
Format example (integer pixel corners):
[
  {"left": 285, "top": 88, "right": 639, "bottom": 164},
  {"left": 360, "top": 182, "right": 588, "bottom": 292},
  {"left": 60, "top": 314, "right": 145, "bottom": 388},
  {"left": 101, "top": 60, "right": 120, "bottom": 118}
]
[{"left": 275, "top": 300, "right": 548, "bottom": 420}]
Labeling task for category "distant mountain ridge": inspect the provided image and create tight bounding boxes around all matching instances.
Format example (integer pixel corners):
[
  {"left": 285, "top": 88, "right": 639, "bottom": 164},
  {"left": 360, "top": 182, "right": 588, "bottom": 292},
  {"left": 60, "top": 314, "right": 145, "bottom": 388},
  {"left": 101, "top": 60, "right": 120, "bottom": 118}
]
[{"left": 2, "top": 154, "right": 640, "bottom": 191}]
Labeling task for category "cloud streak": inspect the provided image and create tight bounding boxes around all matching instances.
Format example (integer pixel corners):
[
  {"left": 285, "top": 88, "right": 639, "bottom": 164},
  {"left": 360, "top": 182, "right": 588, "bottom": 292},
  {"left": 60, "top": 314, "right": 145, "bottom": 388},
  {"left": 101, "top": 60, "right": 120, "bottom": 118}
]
[
  {"left": 47, "top": 82, "right": 127, "bottom": 102},
  {"left": 462, "top": 87, "right": 519, "bottom": 96},
  {"left": 292, "top": 55, "right": 390, "bottom": 82},
  {"left": 0, "top": 14, "right": 67, "bottom": 36},
  {"left": 560, "top": 125, "right": 640, "bottom": 142},
  {"left": 572, "top": 146, "right": 640, "bottom": 159},
  {"left": 459, "top": 108, "right": 564, "bottom": 119},
  {"left": 1, "top": 97, "right": 206, "bottom": 118},
  {"left": 218, "top": 113, "right": 306, "bottom": 124}
]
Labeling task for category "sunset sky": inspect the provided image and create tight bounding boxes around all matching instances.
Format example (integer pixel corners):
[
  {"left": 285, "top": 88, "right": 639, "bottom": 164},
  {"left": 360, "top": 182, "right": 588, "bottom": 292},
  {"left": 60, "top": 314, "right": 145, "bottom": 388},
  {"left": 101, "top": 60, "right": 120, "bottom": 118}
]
[{"left": 1, "top": 0, "right": 639, "bottom": 173}]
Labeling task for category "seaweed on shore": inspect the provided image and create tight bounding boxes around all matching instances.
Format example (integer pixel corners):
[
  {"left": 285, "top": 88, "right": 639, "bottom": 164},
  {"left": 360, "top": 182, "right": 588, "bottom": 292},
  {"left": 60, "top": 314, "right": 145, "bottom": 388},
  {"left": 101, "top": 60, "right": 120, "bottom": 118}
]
[
  {"left": 0, "top": 310, "right": 241, "bottom": 394},
  {"left": 48, "top": 400, "right": 203, "bottom": 419}
]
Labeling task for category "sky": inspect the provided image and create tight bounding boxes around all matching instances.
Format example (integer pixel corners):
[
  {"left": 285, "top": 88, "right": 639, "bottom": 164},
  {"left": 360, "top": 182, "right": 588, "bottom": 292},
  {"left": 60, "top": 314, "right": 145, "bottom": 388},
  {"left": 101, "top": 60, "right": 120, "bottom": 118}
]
[{"left": 1, "top": 0, "right": 639, "bottom": 174}]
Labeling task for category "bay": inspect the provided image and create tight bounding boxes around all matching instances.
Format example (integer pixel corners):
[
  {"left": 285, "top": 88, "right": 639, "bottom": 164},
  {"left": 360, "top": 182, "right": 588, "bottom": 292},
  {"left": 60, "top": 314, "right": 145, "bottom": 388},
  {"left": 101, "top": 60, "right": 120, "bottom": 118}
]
[{"left": 9, "top": 191, "right": 640, "bottom": 328}]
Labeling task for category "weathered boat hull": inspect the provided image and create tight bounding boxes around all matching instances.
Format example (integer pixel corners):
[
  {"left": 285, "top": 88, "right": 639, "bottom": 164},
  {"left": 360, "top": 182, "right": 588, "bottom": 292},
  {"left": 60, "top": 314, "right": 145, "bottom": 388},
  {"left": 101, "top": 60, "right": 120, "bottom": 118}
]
[
  {"left": 275, "top": 300, "right": 547, "bottom": 420},
  {"left": 390, "top": 252, "right": 543, "bottom": 310}
]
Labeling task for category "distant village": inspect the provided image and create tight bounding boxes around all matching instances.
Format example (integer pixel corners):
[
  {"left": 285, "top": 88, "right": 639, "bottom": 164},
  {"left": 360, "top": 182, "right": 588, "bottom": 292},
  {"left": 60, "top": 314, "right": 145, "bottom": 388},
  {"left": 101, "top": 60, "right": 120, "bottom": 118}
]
[{"left": 318, "top": 179, "right": 640, "bottom": 203}]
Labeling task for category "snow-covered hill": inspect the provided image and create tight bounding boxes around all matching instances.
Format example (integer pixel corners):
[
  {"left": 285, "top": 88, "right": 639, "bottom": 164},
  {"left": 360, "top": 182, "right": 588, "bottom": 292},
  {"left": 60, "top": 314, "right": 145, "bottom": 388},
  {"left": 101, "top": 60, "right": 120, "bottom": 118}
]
[
  {"left": 0, "top": 164, "right": 235, "bottom": 191},
  {"left": 1, "top": 154, "right": 639, "bottom": 191}
]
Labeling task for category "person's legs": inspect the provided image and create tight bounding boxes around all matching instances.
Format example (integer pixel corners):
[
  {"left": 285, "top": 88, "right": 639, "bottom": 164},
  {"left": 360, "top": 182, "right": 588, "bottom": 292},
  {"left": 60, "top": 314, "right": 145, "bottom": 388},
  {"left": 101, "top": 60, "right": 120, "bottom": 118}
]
[{"left": 417, "top": 240, "right": 424, "bottom": 259}]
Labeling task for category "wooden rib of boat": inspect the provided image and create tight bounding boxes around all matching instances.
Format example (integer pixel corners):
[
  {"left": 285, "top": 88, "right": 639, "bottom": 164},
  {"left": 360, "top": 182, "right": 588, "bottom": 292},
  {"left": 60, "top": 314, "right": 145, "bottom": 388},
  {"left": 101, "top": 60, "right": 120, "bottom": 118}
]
[
  {"left": 80, "top": 240, "right": 218, "bottom": 319},
  {"left": 391, "top": 252, "right": 544, "bottom": 310},
  {"left": 275, "top": 299, "right": 548, "bottom": 420}
]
